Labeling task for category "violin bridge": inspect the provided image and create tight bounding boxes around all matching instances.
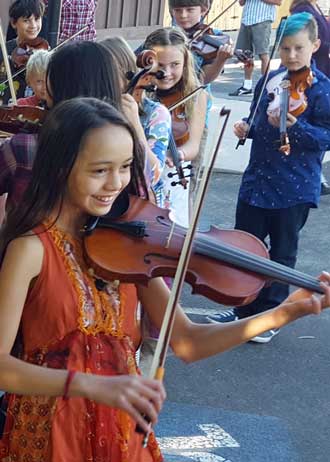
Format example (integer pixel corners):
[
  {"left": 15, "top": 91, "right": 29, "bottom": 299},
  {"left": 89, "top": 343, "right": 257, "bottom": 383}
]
[{"left": 165, "top": 221, "right": 176, "bottom": 249}]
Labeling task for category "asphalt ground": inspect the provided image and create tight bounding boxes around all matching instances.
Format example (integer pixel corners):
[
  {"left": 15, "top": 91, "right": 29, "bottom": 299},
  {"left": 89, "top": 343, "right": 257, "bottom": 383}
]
[{"left": 154, "top": 59, "right": 330, "bottom": 462}]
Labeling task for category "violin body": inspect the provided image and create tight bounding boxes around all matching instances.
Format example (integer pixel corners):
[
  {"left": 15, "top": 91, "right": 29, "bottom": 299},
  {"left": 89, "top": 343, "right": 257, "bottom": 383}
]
[
  {"left": 0, "top": 105, "right": 46, "bottom": 134},
  {"left": 84, "top": 195, "right": 270, "bottom": 306},
  {"left": 11, "top": 37, "right": 49, "bottom": 69},
  {"left": 158, "top": 91, "right": 190, "bottom": 147},
  {"left": 266, "top": 67, "right": 313, "bottom": 118}
]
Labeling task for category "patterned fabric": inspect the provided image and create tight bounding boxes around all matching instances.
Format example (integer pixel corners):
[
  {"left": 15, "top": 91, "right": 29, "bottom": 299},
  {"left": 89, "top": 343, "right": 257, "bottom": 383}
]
[
  {"left": 0, "top": 133, "right": 38, "bottom": 209},
  {"left": 44, "top": 0, "right": 98, "bottom": 41},
  {"left": 241, "top": 0, "right": 276, "bottom": 26},
  {"left": 239, "top": 64, "right": 330, "bottom": 209},
  {"left": 0, "top": 224, "right": 162, "bottom": 462},
  {"left": 140, "top": 98, "right": 171, "bottom": 206}
]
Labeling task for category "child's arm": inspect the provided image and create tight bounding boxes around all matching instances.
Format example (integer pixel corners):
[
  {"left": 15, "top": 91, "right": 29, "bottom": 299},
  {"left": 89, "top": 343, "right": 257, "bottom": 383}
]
[
  {"left": 138, "top": 273, "right": 330, "bottom": 363},
  {"left": 201, "top": 43, "right": 233, "bottom": 85},
  {"left": 121, "top": 94, "right": 171, "bottom": 185},
  {"left": 0, "top": 237, "right": 165, "bottom": 431},
  {"left": 176, "top": 90, "right": 207, "bottom": 162}
]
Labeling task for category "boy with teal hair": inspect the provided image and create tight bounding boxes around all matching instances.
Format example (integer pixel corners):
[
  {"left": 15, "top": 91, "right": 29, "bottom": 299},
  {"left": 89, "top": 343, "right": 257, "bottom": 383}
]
[{"left": 207, "top": 13, "right": 330, "bottom": 343}]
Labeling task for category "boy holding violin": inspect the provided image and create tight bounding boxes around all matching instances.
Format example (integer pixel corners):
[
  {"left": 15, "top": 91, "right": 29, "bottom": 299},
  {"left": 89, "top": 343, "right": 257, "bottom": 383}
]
[
  {"left": 208, "top": 13, "right": 330, "bottom": 343},
  {"left": 0, "top": 0, "right": 46, "bottom": 105},
  {"left": 169, "top": 0, "right": 233, "bottom": 84}
]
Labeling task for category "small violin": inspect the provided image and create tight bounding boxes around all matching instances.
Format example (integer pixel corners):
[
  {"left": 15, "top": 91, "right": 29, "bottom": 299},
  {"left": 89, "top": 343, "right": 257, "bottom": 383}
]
[
  {"left": 11, "top": 37, "right": 49, "bottom": 69},
  {"left": 189, "top": 24, "right": 253, "bottom": 66},
  {"left": 267, "top": 66, "right": 313, "bottom": 155},
  {"left": 0, "top": 105, "right": 47, "bottom": 134}
]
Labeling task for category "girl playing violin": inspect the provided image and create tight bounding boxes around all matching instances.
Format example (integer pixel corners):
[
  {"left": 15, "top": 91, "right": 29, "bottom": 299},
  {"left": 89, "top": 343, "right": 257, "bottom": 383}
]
[
  {"left": 0, "top": 0, "right": 47, "bottom": 105},
  {"left": 0, "top": 96, "right": 330, "bottom": 462},
  {"left": 100, "top": 36, "right": 172, "bottom": 206},
  {"left": 143, "top": 27, "right": 208, "bottom": 227},
  {"left": 209, "top": 13, "right": 330, "bottom": 343}
]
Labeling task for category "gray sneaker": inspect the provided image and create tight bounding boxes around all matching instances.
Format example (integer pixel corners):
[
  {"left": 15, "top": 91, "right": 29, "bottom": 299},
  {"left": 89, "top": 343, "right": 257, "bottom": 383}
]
[
  {"left": 207, "top": 308, "right": 238, "bottom": 323},
  {"left": 249, "top": 329, "right": 280, "bottom": 344}
]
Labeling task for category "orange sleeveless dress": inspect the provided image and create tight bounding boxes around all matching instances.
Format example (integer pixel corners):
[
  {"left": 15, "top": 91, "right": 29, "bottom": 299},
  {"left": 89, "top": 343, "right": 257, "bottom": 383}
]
[{"left": 0, "top": 225, "right": 162, "bottom": 462}]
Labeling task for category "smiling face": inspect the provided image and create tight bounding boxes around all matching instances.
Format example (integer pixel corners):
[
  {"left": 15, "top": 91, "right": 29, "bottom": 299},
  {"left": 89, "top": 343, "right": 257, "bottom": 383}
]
[
  {"left": 63, "top": 124, "right": 133, "bottom": 225},
  {"left": 171, "top": 6, "right": 206, "bottom": 30},
  {"left": 279, "top": 29, "right": 320, "bottom": 72},
  {"left": 12, "top": 14, "right": 42, "bottom": 43},
  {"left": 153, "top": 45, "right": 185, "bottom": 90}
]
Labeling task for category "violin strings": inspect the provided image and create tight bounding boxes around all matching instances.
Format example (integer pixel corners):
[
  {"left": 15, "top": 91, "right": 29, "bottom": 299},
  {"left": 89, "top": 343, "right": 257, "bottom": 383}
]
[{"left": 109, "top": 220, "right": 321, "bottom": 292}]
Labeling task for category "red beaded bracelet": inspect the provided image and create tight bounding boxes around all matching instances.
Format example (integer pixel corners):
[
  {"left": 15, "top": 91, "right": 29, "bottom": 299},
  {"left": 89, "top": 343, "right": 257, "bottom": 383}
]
[{"left": 63, "top": 370, "right": 76, "bottom": 400}]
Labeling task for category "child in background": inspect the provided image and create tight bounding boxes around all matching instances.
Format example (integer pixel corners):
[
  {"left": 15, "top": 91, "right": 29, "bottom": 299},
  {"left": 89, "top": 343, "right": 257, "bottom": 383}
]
[
  {"left": 17, "top": 49, "right": 49, "bottom": 107},
  {"left": 207, "top": 13, "right": 330, "bottom": 343},
  {"left": 100, "top": 36, "right": 172, "bottom": 206},
  {"left": 169, "top": 0, "right": 233, "bottom": 84},
  {"left": 0, "top": 0, "right": 46, "bottom": 104},
  {"left": 143, "top": 27, "right": 207, "bottom": 227},
  {"left": 168, "top": 0, "right": 233, "bottom": 207}
]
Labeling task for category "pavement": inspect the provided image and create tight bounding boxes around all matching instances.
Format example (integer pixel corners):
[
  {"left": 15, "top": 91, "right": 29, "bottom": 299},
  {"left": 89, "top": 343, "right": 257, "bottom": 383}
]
[{"left": 135, "top": 48, "right": 330, "bottom": 462}]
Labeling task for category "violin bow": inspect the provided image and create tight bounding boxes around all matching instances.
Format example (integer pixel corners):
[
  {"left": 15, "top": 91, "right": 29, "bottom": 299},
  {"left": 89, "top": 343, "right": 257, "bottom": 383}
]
[
  {"left": 0, "top": 25, "right": 88, "bottom": 87},
  {"left": 139, "top": 107, "right": 231, "bottom": 447},
  {"left": 235, "top": 16, "right": 288, "bottom": 149},
  {"left": 0, "top": 19, "right": 17, "bottom": 105},
  {"left": 167, "top": 85, "right": 207, "bottom": 112},
  {"left": 188, "top": 0, "right": 238, "bottom": 44}
]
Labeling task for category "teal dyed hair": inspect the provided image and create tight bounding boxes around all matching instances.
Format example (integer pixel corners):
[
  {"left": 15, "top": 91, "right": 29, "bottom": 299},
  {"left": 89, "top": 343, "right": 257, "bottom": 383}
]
[{"left": 278, "top": 12, "right": 318, "bottom": 43}]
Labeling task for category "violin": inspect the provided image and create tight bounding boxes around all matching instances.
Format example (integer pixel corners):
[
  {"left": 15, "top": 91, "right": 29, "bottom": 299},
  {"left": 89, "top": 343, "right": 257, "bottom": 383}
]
[
  {"left": 267, "top": 66, "right": 313, "bottom": 155},
  {"left": 11, "top": 37, "right": 49, "bottom": 69},
  {"left": 0, "top": 105, "right": 46, "bottom": 134},
  {"left": 190, "top": 25, "right": 253, "bottom": 66},
  {"left": 83, "top": 193, "right": 323, "bottom": 306},
  {"left": 157, "top": 89, "right": 193, "bottom": 189}
]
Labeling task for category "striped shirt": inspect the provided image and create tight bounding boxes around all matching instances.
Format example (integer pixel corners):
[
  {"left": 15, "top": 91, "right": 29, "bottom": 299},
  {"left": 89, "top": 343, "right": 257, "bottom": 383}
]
[{"left": 241, "top": 0, "right": 276, "bottom": 26}]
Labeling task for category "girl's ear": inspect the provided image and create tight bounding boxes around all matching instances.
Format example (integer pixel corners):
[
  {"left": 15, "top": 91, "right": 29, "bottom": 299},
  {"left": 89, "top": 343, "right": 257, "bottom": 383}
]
[{"left": 10, "top": 19, "right": 17, "bottom": 29}]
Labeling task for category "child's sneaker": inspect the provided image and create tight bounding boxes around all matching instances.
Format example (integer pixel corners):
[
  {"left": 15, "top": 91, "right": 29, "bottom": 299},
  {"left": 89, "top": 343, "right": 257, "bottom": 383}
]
[
  {"left": 249, "top": 329, "right": 280, "bottom": 344},
  {"left": 207, "top": 308, "right": 238, "bottom": 323},
  {"left": 229, "top": 86, "right": 253, "bottom": 96}
]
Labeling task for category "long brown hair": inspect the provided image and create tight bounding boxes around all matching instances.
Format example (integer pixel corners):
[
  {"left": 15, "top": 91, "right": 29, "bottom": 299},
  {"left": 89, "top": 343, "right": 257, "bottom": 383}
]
[{"left": 0, "top": 98, "right": 148, "bottom": 257}]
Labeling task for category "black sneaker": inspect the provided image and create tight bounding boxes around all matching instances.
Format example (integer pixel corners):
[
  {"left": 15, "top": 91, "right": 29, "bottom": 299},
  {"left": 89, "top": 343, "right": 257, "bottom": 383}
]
[
  {"left": 207, "top": 308, "right": 238, "bottom": 323},
  {"left": 229, "top": 86, "right": 253, "bottom": 96},
  {"left": 249, "top": 329, "right": 280, "bottom": 344}
]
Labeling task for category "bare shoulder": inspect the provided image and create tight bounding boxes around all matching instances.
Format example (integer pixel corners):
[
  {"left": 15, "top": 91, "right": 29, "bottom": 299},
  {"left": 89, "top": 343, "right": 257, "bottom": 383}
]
[{"left": 3, "top": 233, "right": 44, "bottom": 280}]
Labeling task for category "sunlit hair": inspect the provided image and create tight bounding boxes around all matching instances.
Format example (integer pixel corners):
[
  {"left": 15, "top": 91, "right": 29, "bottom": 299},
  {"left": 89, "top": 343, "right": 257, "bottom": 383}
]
[
  {"left": 279, "top": 12, "right": 318, "bottom": 43},
  {"left": 0, "top": 98, "right": 148, "bottom": 255},
  {"left": 9, "top": 0, "right": 45, "bottom": 21},
  {"left": 144, "top": 27, "right": 200, "bottom": 120},
  {"left": 26, "top": 49, "right": 49, "bottom": 82},
  {"left": 100, "top": 36, "right": 138, "bottom": 85},
  {"left": 46, "top": 41, "right": 122, "bottom": 110}
]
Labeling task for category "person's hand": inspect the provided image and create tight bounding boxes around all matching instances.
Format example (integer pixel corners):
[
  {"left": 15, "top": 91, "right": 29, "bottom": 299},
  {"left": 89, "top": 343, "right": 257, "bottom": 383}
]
[
  {"left": 233, "top": 120, "right": 249, "bottom": 139},
  {"left": 216, "top": 42, "right": 234, "bottom": 62},
  {"left": 86, "top": 374, "right": 166, "bottom": 433},
  {"left": 166, "top": 148, "right": 184, "bottom": 168},
  {"left": 284, "top": 271, "right": 330, "bottom": 316},
  {"left": 268, "top": 112, "right": 297, "bottom": 128},
  {"left": 121, "top": 93, "right": 141, "bottom": 131}
]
